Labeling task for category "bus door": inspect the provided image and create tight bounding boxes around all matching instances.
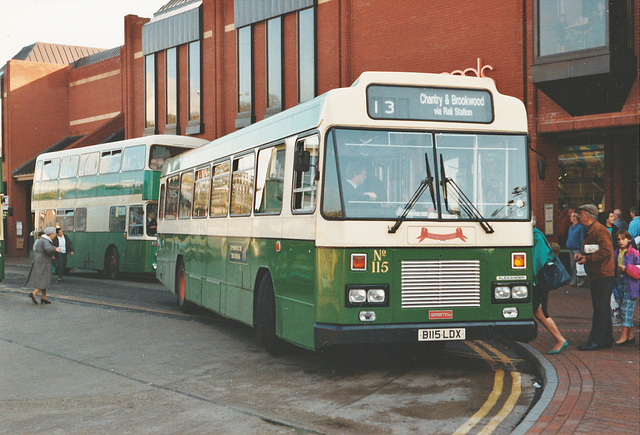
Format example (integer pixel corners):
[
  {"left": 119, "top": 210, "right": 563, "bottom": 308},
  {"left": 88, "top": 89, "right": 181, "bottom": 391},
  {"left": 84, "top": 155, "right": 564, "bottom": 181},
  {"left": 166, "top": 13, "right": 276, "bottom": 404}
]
[{"left": 125, "top": 205, "right": 145, "bottom": 271}]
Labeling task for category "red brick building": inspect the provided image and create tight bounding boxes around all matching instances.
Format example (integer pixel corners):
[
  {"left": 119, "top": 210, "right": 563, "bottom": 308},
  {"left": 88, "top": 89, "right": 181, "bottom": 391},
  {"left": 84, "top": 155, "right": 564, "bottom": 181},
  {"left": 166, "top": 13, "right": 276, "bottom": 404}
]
[{"left": 2, "top": 0, "right": 638, "bottom": 256}]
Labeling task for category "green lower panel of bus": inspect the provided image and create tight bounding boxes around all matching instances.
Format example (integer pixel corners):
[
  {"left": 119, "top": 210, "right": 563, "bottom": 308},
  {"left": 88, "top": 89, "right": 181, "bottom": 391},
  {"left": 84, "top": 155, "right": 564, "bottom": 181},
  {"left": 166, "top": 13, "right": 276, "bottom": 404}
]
[
  {"left": 157, "top": 234, "right": 536, "bottom": 351},
  {"left": 60, "top": 232, "right": 156, "bottom": 275}
]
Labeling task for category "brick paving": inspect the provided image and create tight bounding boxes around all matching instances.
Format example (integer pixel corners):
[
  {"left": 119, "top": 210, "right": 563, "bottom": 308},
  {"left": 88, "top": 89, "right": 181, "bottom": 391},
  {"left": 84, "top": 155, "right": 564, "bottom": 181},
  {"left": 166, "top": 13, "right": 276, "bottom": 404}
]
[{"left": 526, "top": 285, "right": 639, "bottom": 434}]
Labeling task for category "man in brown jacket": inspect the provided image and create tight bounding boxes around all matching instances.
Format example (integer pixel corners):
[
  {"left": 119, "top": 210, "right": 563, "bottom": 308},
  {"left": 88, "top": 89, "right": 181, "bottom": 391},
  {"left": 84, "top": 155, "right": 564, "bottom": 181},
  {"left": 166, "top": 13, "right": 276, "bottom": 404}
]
[{"left": 574, "top": 204, "right": 615, "bottom": 351}]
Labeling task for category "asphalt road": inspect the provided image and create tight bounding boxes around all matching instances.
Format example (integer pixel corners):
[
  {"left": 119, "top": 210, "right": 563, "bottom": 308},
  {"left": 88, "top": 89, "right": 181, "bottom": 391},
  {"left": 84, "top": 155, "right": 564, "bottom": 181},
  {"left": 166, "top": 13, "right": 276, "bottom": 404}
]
[{"left": 0, "top": 265, "right": 540, "bottom": 434}]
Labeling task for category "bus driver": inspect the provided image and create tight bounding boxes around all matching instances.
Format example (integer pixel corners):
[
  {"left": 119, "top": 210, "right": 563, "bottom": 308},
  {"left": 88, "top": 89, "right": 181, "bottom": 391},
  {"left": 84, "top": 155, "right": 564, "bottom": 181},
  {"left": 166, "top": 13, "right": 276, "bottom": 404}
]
[{"left": 343, "top": 161, "right": 377, "bottom": 203}]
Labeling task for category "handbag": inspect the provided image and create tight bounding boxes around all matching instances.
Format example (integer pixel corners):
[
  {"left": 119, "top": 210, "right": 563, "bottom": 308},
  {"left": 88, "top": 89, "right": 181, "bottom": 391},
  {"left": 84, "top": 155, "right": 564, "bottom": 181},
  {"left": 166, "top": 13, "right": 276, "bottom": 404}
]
[{"left": 539, "top": 255, "right": 571, "bottom": 291}]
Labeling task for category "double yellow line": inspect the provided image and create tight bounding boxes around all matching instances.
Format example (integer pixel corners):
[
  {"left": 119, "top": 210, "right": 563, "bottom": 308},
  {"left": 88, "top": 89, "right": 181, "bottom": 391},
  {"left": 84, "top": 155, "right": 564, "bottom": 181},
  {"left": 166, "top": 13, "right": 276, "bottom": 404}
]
[{"left": 453, "top": 340, "right": 522, "bottom": 434}]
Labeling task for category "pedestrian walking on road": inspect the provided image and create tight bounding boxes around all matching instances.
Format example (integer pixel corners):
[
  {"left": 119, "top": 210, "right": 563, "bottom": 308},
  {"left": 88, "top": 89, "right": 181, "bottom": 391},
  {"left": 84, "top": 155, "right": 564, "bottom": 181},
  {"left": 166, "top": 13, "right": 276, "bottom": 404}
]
[
  {"left": 26, "top": 227, "right": 60, "bottom": 305},
  {"left": 574, "top": 204, "right": 615, "bottom": 351},
  {"left": 52, "top": 227, "right": 74, "bottom": 282},
  {"left": 613, "top": 230, "right": 640, "bottom": 346},
  {"left": 532, "top": 217, "right": 569, "bottom": 354}
]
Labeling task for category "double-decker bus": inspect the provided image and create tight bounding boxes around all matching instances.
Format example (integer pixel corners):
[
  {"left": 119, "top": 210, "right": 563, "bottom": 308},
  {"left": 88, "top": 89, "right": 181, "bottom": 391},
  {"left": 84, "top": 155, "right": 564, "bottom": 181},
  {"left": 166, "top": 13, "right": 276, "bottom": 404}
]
[
  {"left": 32, "top": 135, "right": 207, "bottom": 278},
  {"left": 156, "top": 72, "right": 536, "bottom": 353}
]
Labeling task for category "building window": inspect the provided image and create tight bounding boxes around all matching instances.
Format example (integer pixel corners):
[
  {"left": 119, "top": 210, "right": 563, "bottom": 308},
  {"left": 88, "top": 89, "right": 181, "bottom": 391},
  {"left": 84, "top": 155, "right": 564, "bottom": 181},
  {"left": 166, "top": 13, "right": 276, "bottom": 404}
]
[
  {"left": 266, "top": 17, "right": 283, "bottom": 111},
  {"left": 532, "top": 0, "right": 636, "bottom": 115},
  {"left": 538, "top": 0, "right": 607, "bottom": 57},
  {"left": 144, "top": 54, "right": 156, "bottom": 130},
  {"left": 297, "top": 7, "right": 315, "bottom": 103},
  {"left": 187, "top": 40, "right": 202, "bottom": 133},
  {"left": 166, "top": 47, "right": 178, "bottom": 128},
  {"left": 237, "top": 26, "right": 253, "bottom": 126}
]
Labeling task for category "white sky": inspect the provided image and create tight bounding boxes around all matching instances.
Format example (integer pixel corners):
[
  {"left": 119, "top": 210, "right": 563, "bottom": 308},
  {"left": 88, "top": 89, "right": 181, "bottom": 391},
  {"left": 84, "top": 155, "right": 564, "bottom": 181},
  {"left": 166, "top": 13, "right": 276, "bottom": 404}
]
[{"left": 0, "top": 0, "right": 164, "bottom": 65}]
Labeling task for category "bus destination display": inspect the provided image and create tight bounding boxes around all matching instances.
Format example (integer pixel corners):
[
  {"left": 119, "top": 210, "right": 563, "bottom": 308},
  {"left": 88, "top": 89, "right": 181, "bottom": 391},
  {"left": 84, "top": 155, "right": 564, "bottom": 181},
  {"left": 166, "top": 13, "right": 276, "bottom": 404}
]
[{"left": 367, "top": 85, "right": 493, "bottom": 123}]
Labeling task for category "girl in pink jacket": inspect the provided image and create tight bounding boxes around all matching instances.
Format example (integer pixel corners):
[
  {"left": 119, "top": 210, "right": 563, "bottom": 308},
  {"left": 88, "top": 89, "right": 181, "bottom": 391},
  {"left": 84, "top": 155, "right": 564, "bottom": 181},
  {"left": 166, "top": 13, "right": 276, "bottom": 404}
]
[{"left": 614, "top": 230, "right": 640, "bottom": 346}]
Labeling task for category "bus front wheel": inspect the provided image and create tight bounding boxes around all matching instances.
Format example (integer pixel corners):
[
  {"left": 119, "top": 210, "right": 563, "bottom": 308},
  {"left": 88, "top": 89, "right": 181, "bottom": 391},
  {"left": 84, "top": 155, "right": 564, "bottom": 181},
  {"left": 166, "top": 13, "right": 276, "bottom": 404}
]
[
  {"left": 176, "top": 260, "right": 190, "bottom": 313},
  {"left": 103, "top": 247, "right": 119, "bottom": 279},
  {"left": 255, "top": 274, "right": 285, "bottom": 355}
]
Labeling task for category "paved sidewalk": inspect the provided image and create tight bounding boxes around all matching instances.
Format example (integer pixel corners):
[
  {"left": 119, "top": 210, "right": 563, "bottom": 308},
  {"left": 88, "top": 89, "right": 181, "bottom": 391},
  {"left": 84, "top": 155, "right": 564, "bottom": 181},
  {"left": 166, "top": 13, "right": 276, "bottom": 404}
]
[
  {"left": 524, "top": 285, "right": 639, "bottom": 434},
  {"left": 5, "top": 258, "right": 639, "bottom": 432}
]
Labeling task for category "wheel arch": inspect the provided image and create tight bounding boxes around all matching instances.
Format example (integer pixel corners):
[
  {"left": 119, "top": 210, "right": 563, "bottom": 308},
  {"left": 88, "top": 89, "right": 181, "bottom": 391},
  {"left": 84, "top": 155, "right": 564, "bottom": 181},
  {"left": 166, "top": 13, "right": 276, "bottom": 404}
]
[{"left": 253, "top": 266, "right": 273, "bottom": 326}]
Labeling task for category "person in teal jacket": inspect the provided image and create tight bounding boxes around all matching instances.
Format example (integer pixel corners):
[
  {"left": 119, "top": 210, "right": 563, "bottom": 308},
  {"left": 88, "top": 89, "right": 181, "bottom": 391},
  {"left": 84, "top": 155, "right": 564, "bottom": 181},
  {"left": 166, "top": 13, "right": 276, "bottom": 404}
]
[{"left": 532, "top": 217, "right": 569, "bottom": 354}]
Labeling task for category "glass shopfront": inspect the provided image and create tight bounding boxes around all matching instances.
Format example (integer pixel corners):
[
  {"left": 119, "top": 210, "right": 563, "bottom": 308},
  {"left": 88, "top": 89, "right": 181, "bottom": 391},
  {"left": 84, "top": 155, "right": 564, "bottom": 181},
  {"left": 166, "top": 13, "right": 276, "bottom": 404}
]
[{"left": 558, "top": 144, "right": 605, "bottom": 209}]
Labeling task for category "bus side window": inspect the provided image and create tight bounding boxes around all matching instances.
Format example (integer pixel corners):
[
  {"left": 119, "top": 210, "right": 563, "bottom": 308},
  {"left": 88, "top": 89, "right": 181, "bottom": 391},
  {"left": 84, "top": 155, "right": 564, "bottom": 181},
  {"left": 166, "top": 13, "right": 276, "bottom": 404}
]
[
  {"left": 128, "top": 206, "right": 144, "bottom": 236},
  {"left": 179, "top": 171, "right": 194, "bottom": 218},
  {"left": 122, "top": 145, "right": 146, "bottom": 172},
  {"left": 56, "top": 209, "right": 75, "bottom": 232},
  {"left": 255, "top": 144, "right": 285, "bottom": 214},
  {"left": 109, "top": 206, "right": 126, "bottom": 232},
  {"left": 59, "top": 155, "right": 79, "bottom": 179},
  {"left": 292, "top": 135, "right": 319, "bottom": 213},
  {"left": 42, "top": 159, "right": 60, "bottom": 181},
  {"left": 165, "top": 175, "right": 180, "bottom": 219},
  {"left": 210, "top": 161, "right": 230, "bottom": 217},
  {"left": 230, "top": 154, "right": 254, "bottom": 216},
  {"left": 75, "top": 208, "right": 87, "bottom": 232},
  {"left": 45, "top": 209, "right": 56, "bottom": 228},
  {"left": 193, "top": 167, "right": 211, "bottom": 218},
  {"left": 79, "top": 152, "right": 99, "bottom": 176},
  {"left": 100, "top": 150, "right": 122, "bottom": 174},
  {"left": 37, "top": 210, "right": 46, "bottom": 231}
]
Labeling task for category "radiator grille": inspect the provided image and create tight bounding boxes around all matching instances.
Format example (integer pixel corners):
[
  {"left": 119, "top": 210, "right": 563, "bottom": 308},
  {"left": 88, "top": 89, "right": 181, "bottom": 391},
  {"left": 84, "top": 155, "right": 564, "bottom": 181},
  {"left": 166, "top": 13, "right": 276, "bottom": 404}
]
[{"left": 401, "top": 260, "right": 481, "bottom": 308}]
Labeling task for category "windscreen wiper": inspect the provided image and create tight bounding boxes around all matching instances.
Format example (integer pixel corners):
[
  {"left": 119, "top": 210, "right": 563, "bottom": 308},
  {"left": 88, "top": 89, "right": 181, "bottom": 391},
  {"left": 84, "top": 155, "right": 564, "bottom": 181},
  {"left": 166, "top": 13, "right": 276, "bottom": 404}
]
[
  {"left": 389, "top": 153, "right": 436, "bottom": 234},
  {"left": 439, "top": 154, "right": 494, "bottom": 234}
]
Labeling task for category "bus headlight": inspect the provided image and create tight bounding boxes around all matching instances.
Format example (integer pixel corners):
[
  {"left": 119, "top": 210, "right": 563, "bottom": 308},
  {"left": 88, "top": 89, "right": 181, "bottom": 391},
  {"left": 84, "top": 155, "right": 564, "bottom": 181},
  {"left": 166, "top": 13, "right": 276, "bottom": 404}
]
[
  {"left": 492, "top": 282, "right": 530, "bottom": 304},
  {"left": 494, "top": 286, "right": 511, "bottom": 300},
  {"left": 346, "top": 285, "right": 390, "bottom": 307},
  {"left": 367, "top": 289, "right": 386, "bottom": 303},
  {"left": 348, "top": 289, "right": 367, "bottom": 304},
  {"left": 511, "top": 286, "right": 529, "bottom": 299}
]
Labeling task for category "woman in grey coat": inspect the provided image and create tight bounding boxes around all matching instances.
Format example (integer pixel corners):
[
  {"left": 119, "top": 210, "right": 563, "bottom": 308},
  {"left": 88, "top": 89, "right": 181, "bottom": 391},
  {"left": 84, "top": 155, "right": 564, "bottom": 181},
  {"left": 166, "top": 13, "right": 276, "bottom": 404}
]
[{"left": 26, "top": 227, "right": 60, "bottom": 305}]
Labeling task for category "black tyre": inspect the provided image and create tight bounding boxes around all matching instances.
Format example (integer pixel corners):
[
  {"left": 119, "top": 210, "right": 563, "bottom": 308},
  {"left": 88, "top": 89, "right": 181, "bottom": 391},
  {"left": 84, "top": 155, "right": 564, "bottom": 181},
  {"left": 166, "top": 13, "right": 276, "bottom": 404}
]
[
  {"left": 103, "top": 246, "right": 119, "bottom": 279},
  {"left": 255, "top": 274, "right": 285, "bottom": 355},
  {"left": 176, "top": 259, "right": 190, "bottom": 313}
]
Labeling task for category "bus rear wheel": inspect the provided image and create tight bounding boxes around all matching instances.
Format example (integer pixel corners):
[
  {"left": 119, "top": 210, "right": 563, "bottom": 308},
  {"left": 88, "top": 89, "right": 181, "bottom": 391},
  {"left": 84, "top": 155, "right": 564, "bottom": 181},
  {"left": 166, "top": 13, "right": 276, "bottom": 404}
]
[
  {"left": 176, "top": 260, "right": 190, "bottom": 313},
  {"left": 103, "top": 247, "right": 119, "bottom": 279},
  {"left": 255, "top": 274, "right": 285, "bottom": 355}
]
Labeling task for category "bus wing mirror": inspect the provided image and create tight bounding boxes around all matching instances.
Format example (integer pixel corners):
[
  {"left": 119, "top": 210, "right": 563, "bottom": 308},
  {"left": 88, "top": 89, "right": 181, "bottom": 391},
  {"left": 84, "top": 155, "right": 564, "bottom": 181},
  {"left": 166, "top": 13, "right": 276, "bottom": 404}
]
[
  {"left": 294, "top": 150, "right": 311, "bottom": 172},
  {"left": 537, "top": 159, "right": 548, "bottom": 180}
]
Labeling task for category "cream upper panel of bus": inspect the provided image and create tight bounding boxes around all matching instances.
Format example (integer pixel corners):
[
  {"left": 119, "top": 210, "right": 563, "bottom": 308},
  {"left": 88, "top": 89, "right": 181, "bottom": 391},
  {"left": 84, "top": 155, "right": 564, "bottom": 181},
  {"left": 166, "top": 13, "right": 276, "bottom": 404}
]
[{"left": 321, "top": 71, "right": 527, "bottom": 134}]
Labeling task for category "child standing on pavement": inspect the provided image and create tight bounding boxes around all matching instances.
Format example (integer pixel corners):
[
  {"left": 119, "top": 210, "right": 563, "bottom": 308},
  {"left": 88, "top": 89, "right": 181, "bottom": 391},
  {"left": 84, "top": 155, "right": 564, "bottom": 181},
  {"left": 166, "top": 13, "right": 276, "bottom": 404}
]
[{"left": 614, "top": 230, "right": 640, "bottom": 346}]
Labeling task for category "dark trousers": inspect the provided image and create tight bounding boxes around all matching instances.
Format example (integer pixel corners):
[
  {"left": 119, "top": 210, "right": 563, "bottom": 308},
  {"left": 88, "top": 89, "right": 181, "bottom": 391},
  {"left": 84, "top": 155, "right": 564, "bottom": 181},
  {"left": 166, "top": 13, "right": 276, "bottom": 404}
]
[
  {"left": 588, "top": 276, "right": 614, "bottom": 347},
  {"left": 55, "top": 253, "right": 68, "bottom": 279}
]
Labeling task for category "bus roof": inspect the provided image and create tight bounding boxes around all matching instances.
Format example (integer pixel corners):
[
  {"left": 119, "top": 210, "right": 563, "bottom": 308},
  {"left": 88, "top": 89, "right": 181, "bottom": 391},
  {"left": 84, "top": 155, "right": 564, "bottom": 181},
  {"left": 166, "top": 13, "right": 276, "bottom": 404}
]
[
  {"left": 36, "top": 134, "right": 208, "bottom": 163},
  {"left": 163, "top": 71, "right": 527, "bottom": 175}
]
